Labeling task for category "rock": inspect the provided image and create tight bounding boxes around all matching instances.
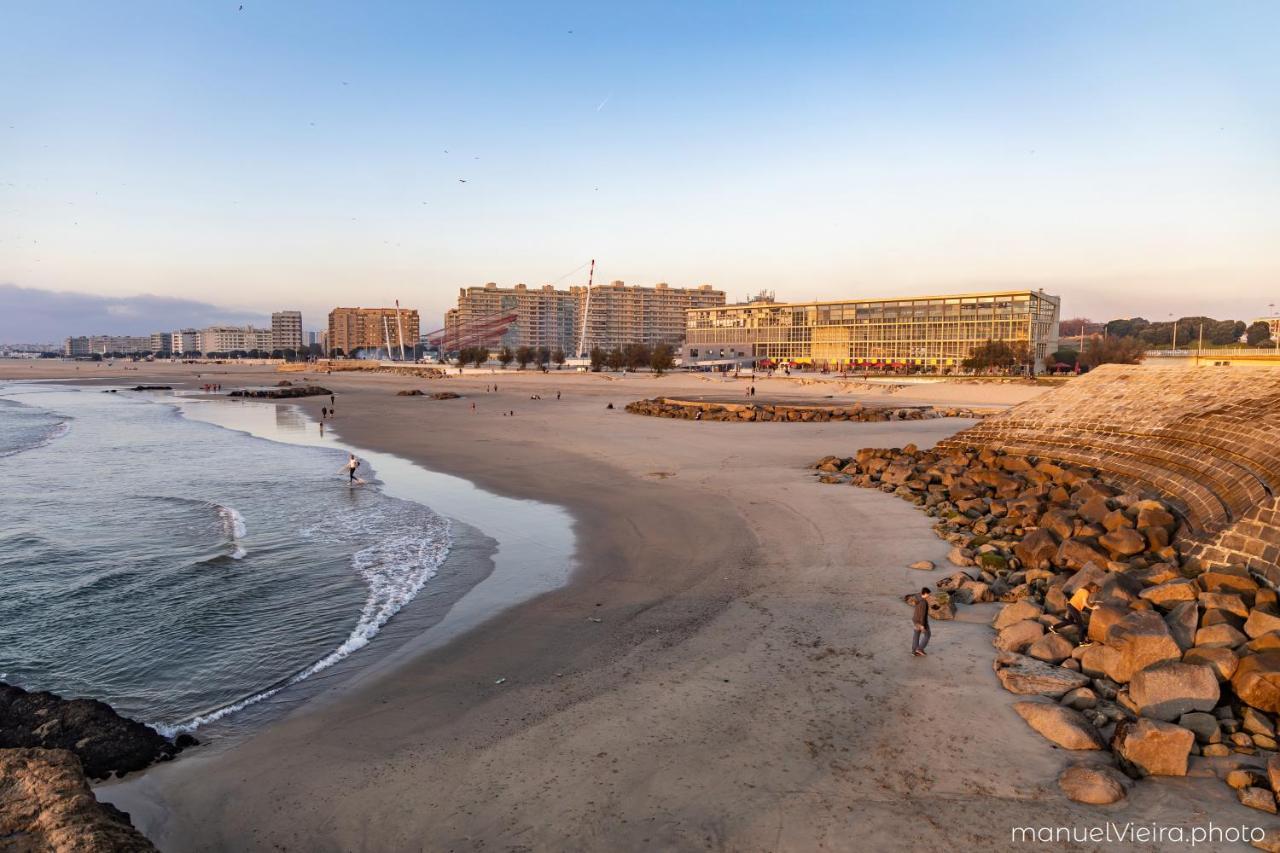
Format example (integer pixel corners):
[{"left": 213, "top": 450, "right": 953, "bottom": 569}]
[
  {"left": 1014, "top": 528, "right": 1058, "bottom": 571},
  {"left": 1177, "top": 712, "right": 1220, "bottom": 743},
  {"left": 994, "top": 652, "right": 1091, "bottom": 698},
  {"left": 995, "top": 619, "right": 1046, "bottom": 653},
  {"left": 228, "top": 385, "right": 331, "bottom": 399},
  {"left": 1057, "top": 539, "right": 1110, "bottom": 572},
  {"left": 1112, "top": 717, "right": 1194, "bottom": 777},
  {"left": 1027, "top": 632, "right": 1075, "bottom": 664},
  {"left": 1183, "top": 646, "right": 1239, "bottom": 682},
  {"left": 1061, "top": 687, "right": 1098, "bottom": 711},
  {"left": 1100, "top": 527, "right": 1147, "bottom": 559},
  {"left": 947, "top": 546, "right": 974, "bottom": 567},
  {"left": 1269, "top": 753, "right": 1280, "bottom": 792},
  {"left": 1107, "top": 610, "right": 1183, "bottom": 683},
  {"left": 1199, "top": 570, "right": 1260, "bottom": 600},
  {"left": 1201, "top": 592, "right": 1250, "bottom": 619},
  {"left": 1138, "top": 579, "right": 1198, "bottom": 609},
  {"left": 1203, "top": 743, "right": 1231, "bottom": 757},
  {"left": 1080, "top": 644, "right": 1123, "bottom": 680},
  {"left": 908, "top": 560, "right": 935, "bottom": 571},
  {"left": 1088, "top": 605, "right": 1129, "bottom": 644},
  {"left": 1228, "top": 769, "right": 1263, "bottom": 789},
  {"left": 1238, "top": 787, "right": 1278, "bottom": 814},
  {"left": 1242, "top": 707, "right": 1276, "bottom": 737},
  {"left": 0, "top": 747, "right": 157, "bottom": 851},
  {"left": 1192, "top": 617, "right": 1244, "bottom": 645},
  {"left": 0, "top": 683, "right": 185, "bottom": 780},
  {"left": 994, "top": 600, "right": 1043, "bottom": 630},
  {"left": 1013, "top": 701, "right": 1106, "bottom": 750},
  {"left": 1127, "top": 662, "right": 1220, "bottom": 721},
  {"left": 1165, "top": 601, "right": 1199, "bottom": 651},
  {"left": 1232, "top": 652, "right": 1280, "bottom": 714},
  {"left": 1058, "top": 764, "right": 1128, "bottom": 805},
  {"left": 1245, "top": 609, "right": 1280, "bottom": 639},
  {"left": 1254, "top": 733, "right": 1277, "bottom": 751}
]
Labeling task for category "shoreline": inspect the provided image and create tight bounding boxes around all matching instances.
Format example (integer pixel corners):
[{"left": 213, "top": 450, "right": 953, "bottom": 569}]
[{"left": 6, "top": 361, "right": 1234, "bottom": 850}]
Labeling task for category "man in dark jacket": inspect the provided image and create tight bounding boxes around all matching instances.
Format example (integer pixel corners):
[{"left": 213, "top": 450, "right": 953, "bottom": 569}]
[{"left": 912, "top": 588, "right": 932, "bottom": 657}]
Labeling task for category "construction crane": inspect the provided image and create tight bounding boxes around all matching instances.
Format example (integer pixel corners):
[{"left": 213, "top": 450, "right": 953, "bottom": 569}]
[{"left": 575, "top": 258, "right": 595, "bottom": 357}]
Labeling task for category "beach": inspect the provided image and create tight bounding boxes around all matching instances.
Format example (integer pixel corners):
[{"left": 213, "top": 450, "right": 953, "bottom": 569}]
[{"left": 1, "top": 362, "right": 1238, "bottom": 850}]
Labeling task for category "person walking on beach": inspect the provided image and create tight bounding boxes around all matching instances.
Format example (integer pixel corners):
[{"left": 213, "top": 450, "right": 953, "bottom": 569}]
[
  {"left": 912, "top": 588, "right": 932, "bottom": 657},
  {"left": 330, "top": 394, "right": 335, "bottom": 406},
  {"left": 321, "top": 406, "right": 328, "bottom": 419},
  {"left": 345, "top": 453, "right": 361, "bottom": 484}
]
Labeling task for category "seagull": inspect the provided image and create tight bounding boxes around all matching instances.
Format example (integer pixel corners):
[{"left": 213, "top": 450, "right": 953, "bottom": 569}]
[
  {"left": 458, "top": 179, "right": 467, "bottom": 183},
  {"left": 238, "top": 4, "right": 243, "bottom": 9}
]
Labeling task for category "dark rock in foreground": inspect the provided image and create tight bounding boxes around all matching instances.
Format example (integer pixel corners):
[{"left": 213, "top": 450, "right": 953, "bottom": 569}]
[
  {"left": 0, "top": 682, "right": 191, "bottom": 780},
  {"left": 0, "top": 747, "right": 156, "bottom": 852},
  {"left": 128, "top": 386, "right": 172, "bottom": 391},
  {"left": 228, "top": 385, "right": 331, "bottom": 399}
]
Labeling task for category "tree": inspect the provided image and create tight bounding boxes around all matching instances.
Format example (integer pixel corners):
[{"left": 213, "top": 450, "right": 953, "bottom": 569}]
[
  {"left": 589, "top": 347, "right": 606, "bottom": 372},
  {"left": 605, "top": 346, "right": 625, "bottom": 371},
  {"left": 962, "top": 339, "right": 1018, "bottom": 373},
  {"left": 1105, "top": 317, "right": 1149, "bottom": 340},
  {"left": 535, "top": 346, "right": 551, "bottom": 367},
  {"left": 1080, "top": 336, "right": 1146, "bottom": 369},
  {"left": 515, "top": 345, "right": 534, "bottom": 369},
  {"left": 497, "top": 346, "right": 514, "bottom": 368},
  {"left": 1059, "top": 317, "right": 1093, "bottom": 338},
  {"left": 1247, "top": 321, "right": 1272, "bottom": 347},
  {"left": 650, "top": 343, "right": 675, "bottom": 375},
  {"left": 470, "top": 347, "right": 489, "bottom": 368},
  {"left": 1048, "top": 349, "right": 1078, "bottom": 370},
  {"left": 552, "top": 349, "right": 566, "bottom": 368},
  {"left": 622, "top": 342, "right": 650, "bottom": 371}
]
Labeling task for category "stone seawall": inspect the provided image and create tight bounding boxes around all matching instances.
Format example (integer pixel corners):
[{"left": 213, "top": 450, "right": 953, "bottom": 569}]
[{"left": 626, "top": 397, "right": 988, "bottom": 423}]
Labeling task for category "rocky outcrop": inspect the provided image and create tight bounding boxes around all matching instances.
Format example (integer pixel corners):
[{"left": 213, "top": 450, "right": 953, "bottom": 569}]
[
  {"left": 628, "top": 397, "right": 985, "bottom": 423},
  {"left": 0, "top": 682, "right": 192, "bottom": 780},
  {"left": 0, "top": 748, "right": 156, "bottom": 852},
  {"left": 1013, "top": 701, "right": 1106, "bottom": 750},
  {"left": 229, "top": 385, "right": 332, "bottom": 399}
]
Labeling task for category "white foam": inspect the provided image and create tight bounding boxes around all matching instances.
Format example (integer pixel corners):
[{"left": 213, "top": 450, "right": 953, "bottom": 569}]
[
  {"left": 217, "top": 505, "right": 247, "bottom": 559},
  {"left": 151, "top": 507, "right": 452, "bottom": 737}
]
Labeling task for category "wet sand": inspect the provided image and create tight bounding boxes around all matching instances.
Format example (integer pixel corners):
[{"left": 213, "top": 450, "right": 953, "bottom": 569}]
[{"left": 5, "top": 362, "right": 1246, "bottom": 850}]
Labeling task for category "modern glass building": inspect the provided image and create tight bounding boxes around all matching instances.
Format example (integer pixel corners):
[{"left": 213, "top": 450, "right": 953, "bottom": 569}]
[{"left": 682, "top": 289, "right": 1061, "bottom": 372}]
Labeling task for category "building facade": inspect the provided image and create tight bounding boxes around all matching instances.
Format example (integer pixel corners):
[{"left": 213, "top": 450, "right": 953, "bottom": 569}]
[
  {"left": 443, "top": 281, "right": 726, "bottom": 355},
  {"left": 172, "top": 329, "right": 200, "bottom": 354},
  {"left": 63, "top": 335, "right": 152, "bottom": 356},
  {"left": 271, "top": 311, "right": 304, "bottom": 352},
  {"left": 682, "top": 289, "right": 1061, "bottom": 372},
  {"left": 328, "top": 307, "right": 421, "bottom": 356},
  {"left": 198, "top": 325, "right": 273, "bottom": 354},
  {"left": 149, "top": 332, "right": 171, "bottom": 353}
]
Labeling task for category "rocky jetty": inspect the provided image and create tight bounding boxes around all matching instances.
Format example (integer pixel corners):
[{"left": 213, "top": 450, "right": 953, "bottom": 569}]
[
  {"left": 814, "top": 443, "right": 1280, "bottom": 813},
  {"left": 396, "top": 390, "right": 461, "bottom": 399},
  {"left": 627, "top": 397, "right": 984, "bottom": 423},
  {"left": 0, "top": 682, "right": 192, "bottom": 780},
  {"left": 0, "top": 748, "right": 156, "bottom": 852},
  {"left": 127, "top": 385, "right": 172, "bottom": 391},
  {"left": 228, "top": 384, "right": 331, "bottom": 399}
]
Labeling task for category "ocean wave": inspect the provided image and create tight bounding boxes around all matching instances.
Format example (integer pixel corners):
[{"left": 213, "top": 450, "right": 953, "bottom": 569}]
[
  {"left": 152, "top": 501, "right": 452, "bottom": 737},
  {"left": 0, "top": 414, "right": 71, "bottom": 459},
  {"left": 217, "top": 505, "right": 247, "bottom": 559}
]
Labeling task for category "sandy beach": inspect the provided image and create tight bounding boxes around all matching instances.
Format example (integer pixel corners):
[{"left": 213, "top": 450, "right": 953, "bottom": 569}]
[{"left": 2, "top": 362, "right": 1248, "bottom": 851}]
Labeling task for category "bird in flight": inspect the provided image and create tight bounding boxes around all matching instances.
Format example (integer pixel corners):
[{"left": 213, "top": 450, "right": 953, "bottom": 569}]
[{"left": 458, "top": 179, "right": 467, "bottom": 183}]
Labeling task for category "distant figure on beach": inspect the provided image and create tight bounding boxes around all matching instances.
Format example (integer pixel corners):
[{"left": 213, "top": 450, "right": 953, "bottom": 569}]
[
  {"left": 556, "top": 391, "right": 561, "bottom": 400},
  {"left": 330, "top": 394, "right": 335, "bottom": 406},
  {"left": 471, "top": 401, "right": 476, "bottom": 412},
  {"left": 912, "top": 588, "right": 931, "bottom": 657},
  {"left": 1051, "top": 581, "right": 1098, "bottom": 642},
  {"left": 345, "top": 454, "right": 362, "bottom": 485},
  {"left": 319, "top": 421, "right": 324, "bottom": 435},
  {"left": 321, "top": 406, "right": 328, "bottom": 419}
]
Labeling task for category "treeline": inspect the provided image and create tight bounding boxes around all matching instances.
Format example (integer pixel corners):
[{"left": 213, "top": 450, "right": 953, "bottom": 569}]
[
  {"left": 456, "top": 345, "right": 566, "bottom": 368},
  {"left": 1060, "top": 316, "right": 1274, "bottom": 348},
  {"left": 452, "top": 342, "right": 676, "bottom": 374}
]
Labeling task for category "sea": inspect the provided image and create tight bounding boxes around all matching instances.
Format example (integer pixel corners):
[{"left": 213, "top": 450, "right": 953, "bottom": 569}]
[{"left": 0, "top": 383, "right": 453, "bottom": 736}]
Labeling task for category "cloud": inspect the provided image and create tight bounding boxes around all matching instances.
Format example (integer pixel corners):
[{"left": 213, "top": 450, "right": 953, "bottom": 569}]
[{"left": 0, "top": 283, "right": 264, "bottom": 343}]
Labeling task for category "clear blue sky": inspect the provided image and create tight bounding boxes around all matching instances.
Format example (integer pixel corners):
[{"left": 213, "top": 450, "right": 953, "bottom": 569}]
[{"left": 2, "top": 0, "right": 1277, "bottom": 337}]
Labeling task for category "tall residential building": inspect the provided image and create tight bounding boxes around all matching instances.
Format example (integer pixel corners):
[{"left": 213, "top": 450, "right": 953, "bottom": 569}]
[
  {"left": 172, "top": 329, "right": 200, "bottom": 354},
  {"left": 682, "top": 289, "right": 1061, "bottom": 372},
  {"left": 328, "top": 307, "right": 421, "bottom": 356},
  {"left": 443, "top": 280, "right": 725, "bottom": 355},
  {"left": 271, "top": 311, "right": 304, "bottom": 352},
  {"left": 198, "top": 325, "right": 273, "bottom": 354},
  {"left": 149, "top": 332, "right": 172, "bottom": 353}
]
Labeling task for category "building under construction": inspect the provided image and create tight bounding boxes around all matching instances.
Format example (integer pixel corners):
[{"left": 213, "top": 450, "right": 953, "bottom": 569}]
[
  {"left": 328, "top": 306, "right": 421, "bottom": 357},
  {"left": 437, "top": 280, "right": 725, "bottom": 355}
]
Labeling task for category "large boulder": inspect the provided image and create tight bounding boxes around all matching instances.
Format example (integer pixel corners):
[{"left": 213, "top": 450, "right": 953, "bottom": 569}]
[
  {"left": 1100, "top": 527, "right": 1147, "bottom": 559},
  {"left": 1014, "top": 528, "right": 1058, "bottom": 571},
  {"left": 1245, "top": 609, "right": 1280, "bottom": 639},
  {"left": 1164, "top": 601, "right": 1198, "bottom": 651},
  {"left": 1195, "top": 623, "right": 1248, "bottom": 649},
  {"left": 1183, "top": 646, "right": 1238, "bottom": 682},
  {"left": 0, "top": 747, "right": 157, "bottom": 851},
  {"left": 995, "top": 619, "right": 1045, "bottom": 653},
  {"left": 1112, "top": 717, "right": 1194, "bottom": 777},
  {"left": 1107, "top": 610, "right": 1183, "bottom": 683},
  {"left": 1057, "top": 764, "right": 1128, "bottom": 805},
  {"left": 1127, "top": 662, "right": 1220, "bottom": 722},
  {"left": 1026, "top": 632, "right": 1075, "bottom": 665},
  {"left": 994, "top": 652, "right": 1091, "bottom": 698},
  {"left": 1088, "top": 605, "right": 1129, "bottom": 644},
  {"left": 994, "top": 600, "right": 1043, "bottom": 631},
  {"left": 1013, "top": 701, "right": 1106, "bottom": 750},
  {"left": 1057, "top": 539, "right": 1110, "bottom": 572},
  {"left": 1232, "top": 652, "right": 1280, "bottom": 714},
  {"left": 1138, "top": 579, "right": 1199, "bottom": 610}
]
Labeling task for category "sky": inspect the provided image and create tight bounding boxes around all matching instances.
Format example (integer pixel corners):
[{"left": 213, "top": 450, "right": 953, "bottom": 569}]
[{"left": 2, "top": 0, "right": 1278, "bottom": 341}]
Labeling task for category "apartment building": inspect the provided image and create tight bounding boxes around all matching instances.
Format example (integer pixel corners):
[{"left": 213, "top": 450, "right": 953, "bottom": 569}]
[
  {"left": 198, "top": 325, "right": 273, "bottom": 354},
  {"left": 328, "top": 307, "right": 421, "bottom": 356},
  {"left": 63, "top": 335, "right": 152, "bottom": 356},
  {"left": 271, "top": 311, "right": 304, "bottom": 352},
  {"left": 683, "top": 289, "right": 1061, "bottom": 372},
  {"left": 172, "top": 329, "right": 200, "bottom": 354},
  {"left": 444, "top": 281, "right": 725, "bottom": 355}
]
